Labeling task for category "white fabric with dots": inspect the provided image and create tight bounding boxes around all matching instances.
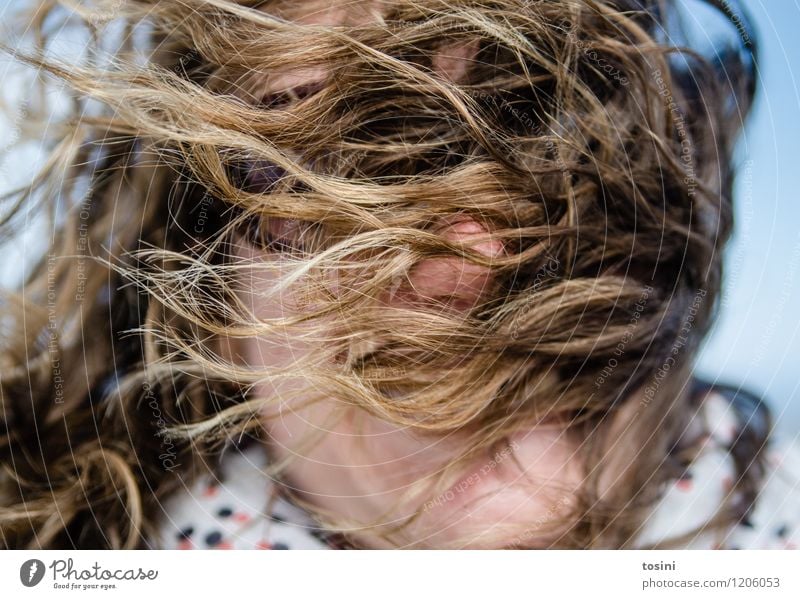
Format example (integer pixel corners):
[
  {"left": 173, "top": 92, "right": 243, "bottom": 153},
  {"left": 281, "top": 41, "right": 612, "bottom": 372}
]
[
  {"left": 637, "top": 392, "right": 800, "bottom": 549},
  {"left": 157, "top": 448, "right": 328, "bottom": 550}
]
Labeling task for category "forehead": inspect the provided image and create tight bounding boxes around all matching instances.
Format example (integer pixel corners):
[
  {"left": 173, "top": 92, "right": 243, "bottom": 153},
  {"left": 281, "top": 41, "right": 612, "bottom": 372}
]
[
  {"left": 239, "top": 1, "right": 474, "bottom": 100},
  {"left": 262, "top": 0, "right": 383, "bottom": 26}
]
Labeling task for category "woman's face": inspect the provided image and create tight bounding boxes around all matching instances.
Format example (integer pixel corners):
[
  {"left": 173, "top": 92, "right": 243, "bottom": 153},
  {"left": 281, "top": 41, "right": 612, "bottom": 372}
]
[
  {"left": 229, "top": 0, "right": 585, "bottom": 548},
  {"left": 234, "top": 223, "right": 582, "bottom": 548}
]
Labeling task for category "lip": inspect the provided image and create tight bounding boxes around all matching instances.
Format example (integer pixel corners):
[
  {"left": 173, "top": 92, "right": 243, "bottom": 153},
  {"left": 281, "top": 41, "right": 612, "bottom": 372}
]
[{"left": 242, "top": 213, "right": 306, "bottom": 253}]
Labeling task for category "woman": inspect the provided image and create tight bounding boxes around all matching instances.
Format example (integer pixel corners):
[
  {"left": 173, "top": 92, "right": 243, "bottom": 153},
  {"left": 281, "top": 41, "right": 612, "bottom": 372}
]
[{"left": 1, "top": 0, "right": 796, "bottom": 549}]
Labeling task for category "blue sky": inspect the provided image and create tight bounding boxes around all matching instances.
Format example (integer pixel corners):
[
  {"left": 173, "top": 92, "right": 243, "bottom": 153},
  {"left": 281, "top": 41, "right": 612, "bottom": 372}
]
[{"left": 691, "top": 1, "right": 800, "bottom": 435}]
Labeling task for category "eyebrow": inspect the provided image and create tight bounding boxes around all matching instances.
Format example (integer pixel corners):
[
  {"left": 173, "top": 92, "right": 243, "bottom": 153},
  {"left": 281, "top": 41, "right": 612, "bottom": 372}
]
[{"left": 259, "top": 79, "right": 326, "bottom": 108}]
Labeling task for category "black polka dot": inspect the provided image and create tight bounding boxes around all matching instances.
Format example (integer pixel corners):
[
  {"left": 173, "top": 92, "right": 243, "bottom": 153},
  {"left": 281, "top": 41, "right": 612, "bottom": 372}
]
[
  {"left": 270, "top": 514, "right": 287, "bottom": 524},
  {"left": 776, "top": 524, "right": 790, "bottom": 538},
  {"left": 205, "top": 531, "right": 223, "bottom": 547},
  {"left": 177, "top": 526, "right": 194, "bottom": 540},
  {"left": 272, "top": 542, "right": 289, "bottom": 550},
  {"left": 217, "top": 507, "right": 233, "bottom": 518},
  {"left": 740, "top": 515, "right": 755, "bottom": 529}
]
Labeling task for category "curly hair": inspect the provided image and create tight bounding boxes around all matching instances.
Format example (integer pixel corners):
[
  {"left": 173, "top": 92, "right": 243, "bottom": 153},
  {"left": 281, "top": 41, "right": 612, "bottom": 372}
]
[{"left": 0, "top": 0, "right": 766, "bottom": 548}]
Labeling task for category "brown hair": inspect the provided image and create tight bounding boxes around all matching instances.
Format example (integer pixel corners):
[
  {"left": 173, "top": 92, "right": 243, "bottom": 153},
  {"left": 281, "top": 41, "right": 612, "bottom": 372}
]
[{"left": 0, "top": 0, "right": 766, "bottom": 548}]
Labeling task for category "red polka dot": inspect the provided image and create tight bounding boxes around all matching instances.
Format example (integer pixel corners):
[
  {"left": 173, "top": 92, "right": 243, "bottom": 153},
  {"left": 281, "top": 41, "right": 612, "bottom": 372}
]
[
  {"left": 233, "top": 512, "right": 251, "bottom": 523},
  {"left": 202, "top": 485, "right": 219, "bottom": 498},
  {"left": 216, "top": 542, "right": 234, "bottom": 550},
  {"left": 676, "top": 479, "right": 692, "bottom": 492},
  {"left": 178, "top": 539, "right": 193, "bottom": 550},
  {"left": 256, "top": 541, "right": 272, "bottom": 550}
]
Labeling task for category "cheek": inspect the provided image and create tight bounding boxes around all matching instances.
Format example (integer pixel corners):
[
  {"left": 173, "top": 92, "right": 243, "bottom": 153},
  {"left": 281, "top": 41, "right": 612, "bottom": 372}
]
[
  {"left": 233, "top": 244, "right": 349, "bottom": 437},
  {"left": 432, "top": 39, "right": 480, "bottom": 82},
  {"left": 233, "top": 245, "right": 322, "bottom": 410}
]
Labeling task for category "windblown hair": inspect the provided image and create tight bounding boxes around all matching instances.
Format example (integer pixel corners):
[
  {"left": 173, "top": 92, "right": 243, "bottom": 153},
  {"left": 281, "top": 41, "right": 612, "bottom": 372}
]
[{"left": 0, "top": 0, "right": 767, "bottom": 548}]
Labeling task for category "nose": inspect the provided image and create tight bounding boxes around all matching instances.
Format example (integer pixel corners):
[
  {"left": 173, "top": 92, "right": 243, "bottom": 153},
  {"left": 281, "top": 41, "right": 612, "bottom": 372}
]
[{"left": 386, "top": 217, "right": 505, "bottom": 312}]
